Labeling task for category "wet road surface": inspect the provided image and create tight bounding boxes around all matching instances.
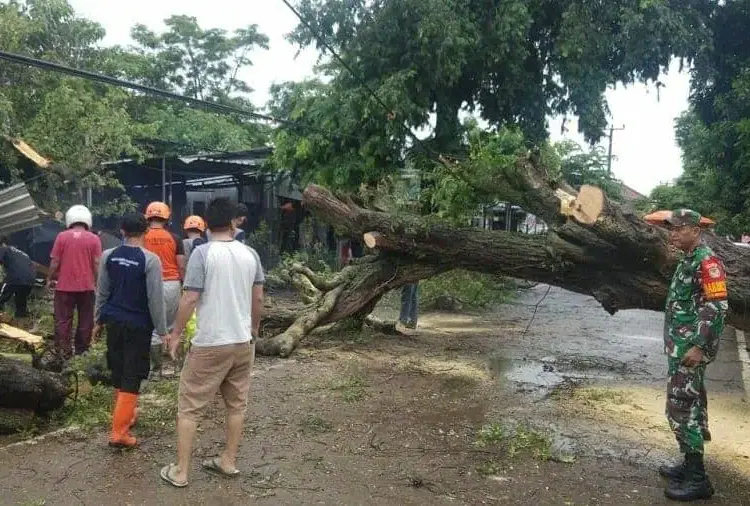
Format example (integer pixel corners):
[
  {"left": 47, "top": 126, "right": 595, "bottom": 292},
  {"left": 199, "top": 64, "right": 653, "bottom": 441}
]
[{"left": 495, "top": 285, "right": 748, "bottom": 396}]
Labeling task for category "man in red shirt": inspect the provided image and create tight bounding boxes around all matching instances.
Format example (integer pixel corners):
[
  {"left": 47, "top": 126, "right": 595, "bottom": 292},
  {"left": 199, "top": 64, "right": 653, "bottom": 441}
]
[{"left": 47, "top": 205, "right": 102, "bottom": 358}]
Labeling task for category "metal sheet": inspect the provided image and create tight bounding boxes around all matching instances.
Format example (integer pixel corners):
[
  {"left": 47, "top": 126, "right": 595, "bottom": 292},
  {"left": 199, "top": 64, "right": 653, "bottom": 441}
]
[
  {"left": 275, "top": 174, "right": 303, "bottom": 201},
  {"left": 0, "top": 183, "right": 42, "bottom": 235}
]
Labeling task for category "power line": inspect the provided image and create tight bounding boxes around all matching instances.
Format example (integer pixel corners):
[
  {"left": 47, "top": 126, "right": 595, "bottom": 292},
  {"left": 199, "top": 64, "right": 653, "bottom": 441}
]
[
  {"left": 279, "top": 0, "right": 443, "bottom": 159},
  {"left": 281, "top": 0, "right": 394, "bottom": 117},
  {"left": 606, "top": 124, "right": 625, "bottom": 176},
  {"left": 0, "top": 50, "right": 353, "bottom": 141}
]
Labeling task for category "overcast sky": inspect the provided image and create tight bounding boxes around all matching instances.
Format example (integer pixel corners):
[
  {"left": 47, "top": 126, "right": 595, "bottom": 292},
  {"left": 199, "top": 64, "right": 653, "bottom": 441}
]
[{"left": 70, "top": 0, "right": 690, "bottom": 196}]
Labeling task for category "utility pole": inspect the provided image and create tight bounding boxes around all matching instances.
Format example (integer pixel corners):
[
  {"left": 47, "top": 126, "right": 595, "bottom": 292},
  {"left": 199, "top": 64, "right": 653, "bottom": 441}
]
[{"left": 606, "top": 124, "right": 625, "bottom": 177}]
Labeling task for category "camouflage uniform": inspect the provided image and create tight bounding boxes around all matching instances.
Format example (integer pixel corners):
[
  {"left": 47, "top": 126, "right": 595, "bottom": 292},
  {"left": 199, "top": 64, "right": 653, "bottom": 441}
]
[{"left": 664, "top": 211, "right": 728, "bottom": 456}]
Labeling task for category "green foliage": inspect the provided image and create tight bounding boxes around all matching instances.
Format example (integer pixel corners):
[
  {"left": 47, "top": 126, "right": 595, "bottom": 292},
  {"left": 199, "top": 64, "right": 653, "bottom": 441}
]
[
  {"left": 420, "top": 270, "right": 515, "bottom": 310},
  {"left": 474, "top": 422, "right": 505, "bottom": 447},
  {"left": 265, "top": 249, "right": 337, "bottom": 290},
  {"left": 273, "top": 0, "right": 710, "bottom": 195},
  {"left": 648, "top": 109, "right": 748, "bottom": 235},
  {"left": 137, "top": 107, "right": 268, "bottom": 153},
  {"left": 651, "top": 2, "right": 750, "bottom": 237},
  {"left": 245, "top": 221, "right": 280, "bottom": 267},
  {"left": 300, "top": 414, "right": 333, "bottom": 434},
  {"left": 269, "top": 79, "right": 406, "bottom": 189},
  {"left": 0, "top": 0, "right": 269, "bottom": 217},
  {"left": 128, "top": 15, "right": 268, "bottom": 104},
  {"left": 555, "top": 140, "right": 623, "bottom": 201},
  {"left": 23, "top": 80, "right": 140, "bottom": 210},
  {"left": 427, "top": 126, "right": 528, "bottom": 223},
  {"left": 137, "top": 379, "right": 179, "bottom": 433}
]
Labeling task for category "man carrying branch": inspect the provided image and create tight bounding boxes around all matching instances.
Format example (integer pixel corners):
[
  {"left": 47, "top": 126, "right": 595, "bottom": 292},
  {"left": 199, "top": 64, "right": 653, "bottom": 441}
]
[{"left": 652, "top": 209, "right": 729, "bottom": 502}]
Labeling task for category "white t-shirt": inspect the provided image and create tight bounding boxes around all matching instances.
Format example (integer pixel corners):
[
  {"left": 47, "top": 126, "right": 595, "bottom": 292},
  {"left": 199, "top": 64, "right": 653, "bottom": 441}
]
[{"left": 183, "top": 240, "right": 265, "bottom": 347}]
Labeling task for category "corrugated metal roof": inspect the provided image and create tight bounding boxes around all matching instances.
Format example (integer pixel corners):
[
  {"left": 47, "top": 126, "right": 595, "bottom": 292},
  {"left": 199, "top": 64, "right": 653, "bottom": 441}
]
[{"left": 0, "top": 183, "right": 42, "bottom": 235}]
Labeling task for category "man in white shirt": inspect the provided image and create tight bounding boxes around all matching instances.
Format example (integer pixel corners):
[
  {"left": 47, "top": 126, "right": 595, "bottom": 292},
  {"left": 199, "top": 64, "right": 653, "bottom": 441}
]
[{"left": 160, "top": 198, "right": 264, "bottom": 488}]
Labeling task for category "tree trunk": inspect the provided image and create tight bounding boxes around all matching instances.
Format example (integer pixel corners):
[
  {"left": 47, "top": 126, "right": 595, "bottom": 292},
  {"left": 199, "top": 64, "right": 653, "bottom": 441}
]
[
  {"left": 254, "top": 159, "right": 750, "bottom": 357},
  {"left": 0, "top": 356, "right": 70, "bottom": 413}
]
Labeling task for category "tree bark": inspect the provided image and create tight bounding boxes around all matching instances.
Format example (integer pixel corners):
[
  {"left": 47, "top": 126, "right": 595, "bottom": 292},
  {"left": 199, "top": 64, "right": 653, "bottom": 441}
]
[
  {"left": 0, "top": 356, "right": 69, "bottom": 413},
  {"left": 254, "top": 158, "right": 750, "bottom": 356}
]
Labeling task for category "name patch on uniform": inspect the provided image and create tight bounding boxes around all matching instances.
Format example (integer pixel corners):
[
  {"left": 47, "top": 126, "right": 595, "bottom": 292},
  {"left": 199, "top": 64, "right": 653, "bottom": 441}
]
[{"left": 700, "top": 258, "right": 728, "bottom": 300}]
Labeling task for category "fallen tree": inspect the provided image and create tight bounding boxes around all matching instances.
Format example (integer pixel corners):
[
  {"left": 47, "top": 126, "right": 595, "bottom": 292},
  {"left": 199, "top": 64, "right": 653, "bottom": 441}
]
[
  {"left": 255, "top": 154, "right": 750, "bottom": 357},
  {"left": 0, "top": 355, "right": 69, "bottom": 413},
  {"left": 0, "top": 325, "right": 69, "bottom": 419}
]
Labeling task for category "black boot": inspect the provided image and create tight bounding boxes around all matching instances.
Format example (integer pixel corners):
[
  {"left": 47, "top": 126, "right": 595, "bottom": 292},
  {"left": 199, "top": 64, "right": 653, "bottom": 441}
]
[
  {"left": 659, "top": 456, "right": 686, "bottom": 481},
  {"left": 664, "top": 453, "right": 714, "bottom": 502}
]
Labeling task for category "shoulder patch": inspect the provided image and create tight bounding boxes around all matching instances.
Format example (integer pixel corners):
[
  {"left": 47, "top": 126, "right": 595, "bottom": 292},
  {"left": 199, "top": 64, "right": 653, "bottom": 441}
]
[{"left": 700, "top": 257, "right": 727, "bottom": 301}]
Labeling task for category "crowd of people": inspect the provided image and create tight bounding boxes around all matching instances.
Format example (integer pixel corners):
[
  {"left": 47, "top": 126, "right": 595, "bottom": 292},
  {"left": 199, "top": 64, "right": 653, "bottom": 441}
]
[
  {"left": 39, "top": 197, "right": 263, "bottom": 487},
  {"left": 0, "top": 200, "right": 728, "bottom": 500}
]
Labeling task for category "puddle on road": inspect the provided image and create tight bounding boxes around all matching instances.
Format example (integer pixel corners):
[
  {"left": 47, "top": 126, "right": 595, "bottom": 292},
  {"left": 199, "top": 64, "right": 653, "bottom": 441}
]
[{"left": 487, "top": 354, "right": 618, "bottom": 399}]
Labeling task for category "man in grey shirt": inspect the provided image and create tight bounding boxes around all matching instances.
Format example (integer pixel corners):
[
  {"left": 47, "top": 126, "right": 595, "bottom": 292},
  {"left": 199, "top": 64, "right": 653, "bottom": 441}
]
[{"left": 160, "top": 198, "right": 264, "bottom": 488}]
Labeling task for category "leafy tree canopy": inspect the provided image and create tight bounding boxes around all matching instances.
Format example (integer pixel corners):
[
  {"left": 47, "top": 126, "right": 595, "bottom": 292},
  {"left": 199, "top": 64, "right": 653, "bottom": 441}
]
[
  {"left": 271, "top": 0, "right": 711, "bottom": 192},
  {"left": 555, "top": 140, "right": 622, "bottom": 201},
  {"left": 645, "top": 2, "right": 750, "bottom": 236},
  {"left": 0, "top": 0, "right": 270, "bottom": 212}
]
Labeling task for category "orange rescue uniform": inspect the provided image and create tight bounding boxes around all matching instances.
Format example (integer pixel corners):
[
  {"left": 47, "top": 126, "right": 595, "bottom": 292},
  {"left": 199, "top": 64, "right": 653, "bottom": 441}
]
[{"left": 144, "top": 227, "right": 185, "bottom": 281}]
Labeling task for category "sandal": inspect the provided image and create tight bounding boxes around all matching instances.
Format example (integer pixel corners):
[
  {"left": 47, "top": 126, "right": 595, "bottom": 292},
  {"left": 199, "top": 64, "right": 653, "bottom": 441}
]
[
  {"left": 202, "top": 457, "right": 240, "bottom": 477},
  {"left": 160, "top": 464, "right": 188, "bottom": 488}
]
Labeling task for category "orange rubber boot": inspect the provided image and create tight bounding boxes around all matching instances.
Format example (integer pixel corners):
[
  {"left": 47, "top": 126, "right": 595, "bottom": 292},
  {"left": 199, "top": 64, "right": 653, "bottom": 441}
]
[
  {"left": 109, "top": 392, "right": 138, "bottom": 448},
  {"left": 113, "top": 388, "right": 138, "bottom": 429}
]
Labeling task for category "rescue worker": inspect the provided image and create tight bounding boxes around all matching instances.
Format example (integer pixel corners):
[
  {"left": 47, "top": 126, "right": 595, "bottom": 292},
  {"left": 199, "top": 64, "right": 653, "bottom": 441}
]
[
  {"left": 47, "top": 205, "right": 102, "bottom": 358},
  {"left": 143, "top": 202, "right": 185, "bottom": 377},
  {"left": 656, "top": 209, "right": 728, "bottom": 501},
  {"left": 94, "top": 213, "right": 167, "bottom": 448},
  {"left": 182, "top": 215, "right": 206, "bottom": 258}
]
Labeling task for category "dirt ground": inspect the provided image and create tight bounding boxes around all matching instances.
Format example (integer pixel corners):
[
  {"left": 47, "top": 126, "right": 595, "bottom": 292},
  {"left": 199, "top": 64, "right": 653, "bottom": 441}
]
[{"left": 1, "top": 286, "right": 750, "bottom": 506}]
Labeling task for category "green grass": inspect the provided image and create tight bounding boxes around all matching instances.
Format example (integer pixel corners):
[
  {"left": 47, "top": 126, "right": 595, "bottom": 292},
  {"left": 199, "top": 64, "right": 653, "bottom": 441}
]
[
  {"left": 331, "top": 374, "right": 368, "bottom": 403},
  {"left": 476, "top": 460, "right": 503, "bottom": 476},
  {"left": 137, "top": 379, "right": 179, "bottom": 433},
  {"left": 508, "top": 425, "right": 552, "bottom": 461},
  {"left": 474, "top": 422, "right": 505, "bottom": 447},
  {"left": 17, "top": 499, "right": 47, "bottom": 506},
  {"left": 474, "top": 422, "right": 557, "bottom": 462},
  {"left": 300, "top": 415, "right": 333, "bottom": 434},
  {"left": 0, "top": 352, "right": 32, "bottom": 363},
  {"left": 60, "top": 383, "right": 113, "bottom": 430}
]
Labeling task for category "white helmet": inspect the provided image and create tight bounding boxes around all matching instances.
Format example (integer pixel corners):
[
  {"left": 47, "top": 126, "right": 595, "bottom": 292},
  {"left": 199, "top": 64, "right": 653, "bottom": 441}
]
[{"left": 65, "top": 205, "right": 92, "bottom": 229}]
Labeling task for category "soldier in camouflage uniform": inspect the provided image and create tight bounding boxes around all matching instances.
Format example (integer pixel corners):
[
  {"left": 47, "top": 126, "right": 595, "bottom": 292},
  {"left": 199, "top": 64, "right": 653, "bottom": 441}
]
[{"left": 658, "top": 209, "right": 728, "bottom": 502}]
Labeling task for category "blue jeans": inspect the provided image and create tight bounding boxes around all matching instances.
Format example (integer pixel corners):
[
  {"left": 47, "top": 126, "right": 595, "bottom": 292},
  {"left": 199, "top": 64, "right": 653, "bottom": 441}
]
[{"left": 399, "top": 283, "right": 419, "bottom": 327}]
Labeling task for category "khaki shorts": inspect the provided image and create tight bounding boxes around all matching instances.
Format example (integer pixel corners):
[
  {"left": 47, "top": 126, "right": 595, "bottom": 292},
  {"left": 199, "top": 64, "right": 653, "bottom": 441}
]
[{"left": 177, "top": 342, "right": 255, "bottom": 420}]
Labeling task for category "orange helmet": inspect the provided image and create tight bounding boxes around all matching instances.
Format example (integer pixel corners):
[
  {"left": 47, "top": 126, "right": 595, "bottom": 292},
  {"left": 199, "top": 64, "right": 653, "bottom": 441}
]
[
  {"left": 643, "top": 210, "right": 716, "bottom": 227},
  {"left": 183, "top": 215, "right": 206, "bottom": 233},
  {"left": 145, "top": 201, "right": 170, "bottom": 221}
]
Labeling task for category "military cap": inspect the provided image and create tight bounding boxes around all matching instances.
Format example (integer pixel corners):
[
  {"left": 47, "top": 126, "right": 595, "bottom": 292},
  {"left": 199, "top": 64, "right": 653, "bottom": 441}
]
[{"left": 666, "top": 209, "right": 704, "bottom": 227}]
